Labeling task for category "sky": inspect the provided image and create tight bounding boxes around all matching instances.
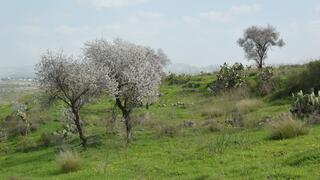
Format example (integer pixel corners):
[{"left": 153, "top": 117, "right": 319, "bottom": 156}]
[{"left": 0, "top": 0, "right": 320, "bottom": 68}]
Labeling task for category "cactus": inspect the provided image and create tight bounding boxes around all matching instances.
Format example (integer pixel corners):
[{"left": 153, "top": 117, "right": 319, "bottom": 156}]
[
  {"left": 291, "top": 90, "right": 320, "bottom": 117},
  {"left": 209, "top": 62, "right": 246, "bottom": 93}
]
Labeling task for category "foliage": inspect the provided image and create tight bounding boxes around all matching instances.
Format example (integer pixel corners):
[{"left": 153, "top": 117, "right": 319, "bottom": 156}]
[
  {"left": 266, "top": 114, "right": 309, "bottom": 140},
  {"left": 209, "top": 62, "right": 246, "bottom": 93},
  {"left": 273, "top": 60, "right": 320, "bottom": 99},
  {"left": 56, "top": 150, "right": 81, "bottom": 173},
  {"left": 165, "top": 73, "right": 191, "bottom": 85},
  {"left": 16, "top": 136, "right": 37, "bottom": 152},
  {"left": 0, "top": 127, "right": 7, "bottom": 142},
  {"left": 238, "top": 25, "right": 285, "bottom": 68},
  {"left": 12, "top": 102, "right": 31, "bottom": 136},
  {"left": 291, "top": 90, "right": 320, "bottom": 117},
  {"left": 257, "top": 66, "right": 277, "bottom": 95}
]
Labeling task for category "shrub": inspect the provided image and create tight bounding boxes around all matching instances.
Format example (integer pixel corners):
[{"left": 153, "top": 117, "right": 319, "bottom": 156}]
[
  {"left": 275, "top": 60, "right": 320, "bottom": 98},
  {"left": 165, "top": 73, "right": 191, "bottom": 85},
  {"left": 307, "top": 114, "right": 320, "bottom": 125},
  {"left": 266, "top": 114, "right": 309, "bottom": 140},
  {"left": 16, "top": 136, "right": 37, "bottom": 152},
  {"left": 225, "top": 110, "right": 245, "bottom": 128},
  {"left": 209, "top": 62, "right": 246, "bottom": 93},
  {"left": 38, "top": 133, "right": 64, "bottom": 147},
  {"left": 201, "top": 107, "right": 225, "bottom": 118},
  {"left": 56, "top": 150, "right": 81, "bottom": 173},
  {"left": 0, "top": 128, "right": 7, "bottom": 142},
  {"left": 158, "top": 125, "right": 181, "bottom": 137},
  {"left": 1, "top": 114, "right": 38, "bottom": 138},
  {"left": 235, "top": 99, "right": 262, "bottom": 114},
  {"left": 201, "top": 120, "right": 224, "bottom": 132},
  {"left": 257, "top": 67, "right": 277, "bottom": 95}
]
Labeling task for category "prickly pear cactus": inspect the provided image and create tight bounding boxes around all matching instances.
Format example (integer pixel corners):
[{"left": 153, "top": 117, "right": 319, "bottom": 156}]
[
  {"left": 291, "top": 90, "right": 320, "bottom": 117},
  {"left": 209, "top": 62, "right": 246, "bottom": 93}
]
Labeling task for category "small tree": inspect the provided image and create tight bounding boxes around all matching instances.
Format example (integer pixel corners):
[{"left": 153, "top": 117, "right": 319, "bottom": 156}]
[
  {"left": 13, "top": 103, "right": 31, "bottom": 136},
  {"left": 84, "top": 38, "right": 168, "bottom": 143},
  {"left": 35, "top": 51, "right": 113, "bottom": 148},
  {"left": 238, "top": 25, "right": 285, "bottom": 69}
]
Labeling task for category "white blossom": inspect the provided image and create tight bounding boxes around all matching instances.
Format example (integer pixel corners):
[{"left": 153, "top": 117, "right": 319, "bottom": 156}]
[
  {"left": 83, "top": 38, "right": 168, "bottom": 142},
  {"left": 35, "top": 50, "right": 114, "bottom": 148}
]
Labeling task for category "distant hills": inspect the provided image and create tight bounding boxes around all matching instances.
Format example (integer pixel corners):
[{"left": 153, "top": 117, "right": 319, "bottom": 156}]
[
  {"left": 0, "top": 63, "right": 219, "bottom": 79},
  {"left": 0, "top": 66, "right": 35, "bottom": 79},
  {"left": 165, "top": 63, "right": 219, "bottom": 74}
]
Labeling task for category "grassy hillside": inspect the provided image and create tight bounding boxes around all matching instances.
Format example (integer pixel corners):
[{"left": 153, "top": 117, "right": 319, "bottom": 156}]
[{"left": 0, "top": 65, "right": 320, "bottom": 179}]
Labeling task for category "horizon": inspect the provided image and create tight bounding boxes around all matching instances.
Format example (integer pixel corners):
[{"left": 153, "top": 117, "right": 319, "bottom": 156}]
[{"left": 1, "top": 0, "right": 320, "bottom": 68}]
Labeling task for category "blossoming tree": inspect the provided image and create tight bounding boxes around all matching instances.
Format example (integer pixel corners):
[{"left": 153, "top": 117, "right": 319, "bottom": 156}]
[
  {"left": 35, "top": 51, "right": 114, "bottom": 148},
  {"left": 84, "top": 38, "right": 169, "bottom": 143}
]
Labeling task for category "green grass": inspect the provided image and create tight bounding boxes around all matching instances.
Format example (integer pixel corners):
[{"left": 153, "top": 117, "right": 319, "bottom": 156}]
[{"left": 1, "top": 71, "right": 320, "bottom": 179}]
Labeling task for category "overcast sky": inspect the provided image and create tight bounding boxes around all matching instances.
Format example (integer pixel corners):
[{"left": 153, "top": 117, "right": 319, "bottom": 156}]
[{"left": 0, "top": 0, "right": 320, "bottom": 68}]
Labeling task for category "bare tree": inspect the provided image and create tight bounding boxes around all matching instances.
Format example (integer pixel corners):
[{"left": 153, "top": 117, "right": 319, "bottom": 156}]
[
  {"left": 84, "top": 38, "right": 168, "bottom": 143},
  {"left": 238, "top": 25, "right": 285, "bottom": 69},
  {"left": 35, "top": 51, "right": 113, "bottom": 148}
]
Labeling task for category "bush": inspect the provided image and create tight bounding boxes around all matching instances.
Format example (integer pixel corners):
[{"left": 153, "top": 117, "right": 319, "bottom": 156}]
[
  {"left": 0, "top": 128, "right": 7, "bottom": 142},
  {"left": 16, "top": 136, "right": 37, "bottom": 152},
  {"left": 158, "top": 125, "right": 181, "bottom": 137},
  {"left": 1, "top": 114, "right": 38, "bottom": 138},
  {"left": 165, "top": 74, "right": 191, "bottom": 85},
  {"left": 56, "top": 150, "right": 81, "bottom": 173},
  {"left": 235, "top": 99, "right": 262, "bottom": 114},
  {"left": 38, "top": 133, "right": 55, "bottom": 147},
  {"left": 266, "top": 114, "right": 309, "bottom": 140},
  {"left": 256, "top": 67, "right": 277, "bottom": 95},
  {"left": 275, "top": 60, "right": 320, "bottom": 98},
  {"left": 209, "top": 62, "right": 246, "bottom": 93},
  {"left": 201, "top": 120, "right": 224, "bottom": 132}
]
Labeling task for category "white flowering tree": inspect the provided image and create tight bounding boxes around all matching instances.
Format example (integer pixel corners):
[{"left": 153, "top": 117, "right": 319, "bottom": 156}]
[
  {"left": 35, "top": 51, "right": 114, "bottom": 148},
  {"left": 84, "top": 38, "right": 168, "bottom": 143},
  {"left": 238, "top": 25, "right": 285, "bottom": 69}
]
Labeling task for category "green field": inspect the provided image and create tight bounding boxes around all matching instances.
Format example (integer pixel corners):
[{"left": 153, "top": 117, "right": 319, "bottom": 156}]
[{"left": 0, "top": 69, "right": 320, "bottom": 179}]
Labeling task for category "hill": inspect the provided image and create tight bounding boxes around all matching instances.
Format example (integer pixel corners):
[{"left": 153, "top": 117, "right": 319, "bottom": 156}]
[{"left": 0, "top": 63, "right": 320, "bottom": 179}]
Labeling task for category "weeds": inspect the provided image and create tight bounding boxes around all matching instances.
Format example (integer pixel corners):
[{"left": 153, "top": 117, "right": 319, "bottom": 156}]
[
  {"left": 266, "top": 114, "right": 309, "bottom": 140},
  {"left": 56, "top": 150, "right": 81, "bottom": 173}
]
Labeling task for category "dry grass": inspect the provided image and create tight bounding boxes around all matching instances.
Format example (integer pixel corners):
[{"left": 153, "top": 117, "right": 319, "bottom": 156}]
[
  {"left": 266, "top": 114, "right": 309, "bottom": 140},
  {"left": 158, "top": 125, "right": 181, "bottom": 137},
  {"left": 56, "top": 150, "right": 81, "bottom": 173},
  {"left": 235, "top": 99, "right": 263, "bottom": 114},
  {"left": 201, "top": 120, "right": 224, "bottom": 132}
]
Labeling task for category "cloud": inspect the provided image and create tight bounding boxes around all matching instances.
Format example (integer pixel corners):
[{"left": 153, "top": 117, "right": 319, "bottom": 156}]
[
  {"left": 75, "top": 0, "right": 149, "bottom": 8},
  {"left": 200, "top": 4, "right": 260, "bottom": 22}
]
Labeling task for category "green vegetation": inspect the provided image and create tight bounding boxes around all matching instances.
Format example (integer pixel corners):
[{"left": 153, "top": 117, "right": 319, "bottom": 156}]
[{"left": 1, "top": 62, "right": 320, "bottom": 179}]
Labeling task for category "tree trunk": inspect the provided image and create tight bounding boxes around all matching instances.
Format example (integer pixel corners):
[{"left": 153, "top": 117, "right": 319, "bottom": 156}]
[
  {"left": 124, "top": 112, "right": 132, "bottom": 144},
  {"left": 71, "top": 107, "right": 87, "bottom": 149},
  {"left": 115, "top": 98, "right": 133, "bottom": 143}
]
